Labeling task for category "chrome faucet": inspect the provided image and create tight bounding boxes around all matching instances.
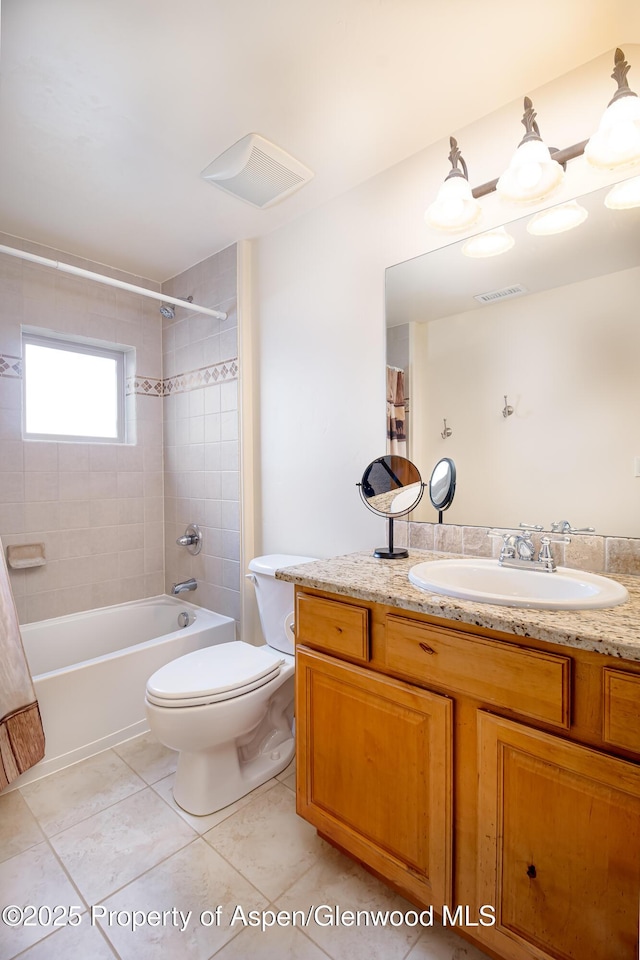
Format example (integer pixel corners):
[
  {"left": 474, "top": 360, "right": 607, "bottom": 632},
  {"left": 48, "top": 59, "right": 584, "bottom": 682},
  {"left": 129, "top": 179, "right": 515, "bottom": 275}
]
[
  {"left": 499, "top": 531, "right": 536, "bottom": 564},
  {"left": 488, "top": 530, "right": 570, "bottom": 573},
  {"left": 172, "top": 578, "right": 197, "bottom": 595}
]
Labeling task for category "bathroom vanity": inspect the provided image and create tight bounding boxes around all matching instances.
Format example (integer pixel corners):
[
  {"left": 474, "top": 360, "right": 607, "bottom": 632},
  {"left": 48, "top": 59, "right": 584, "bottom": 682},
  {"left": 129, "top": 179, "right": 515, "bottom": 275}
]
[{"left": 279, "top": 552, "right": 640, "bottom": 960}]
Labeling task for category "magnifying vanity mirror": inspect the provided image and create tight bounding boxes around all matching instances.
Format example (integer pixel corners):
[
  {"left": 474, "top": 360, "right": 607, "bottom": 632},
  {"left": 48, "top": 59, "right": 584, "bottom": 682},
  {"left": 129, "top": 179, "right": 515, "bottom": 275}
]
[
  {"left": 429, "top": 457, "right": 457, "bottom": 522},
  {"left": 386, "top": 179, "right": 640, "bottom": 536},
  {"left": 358, "top": 455, "right": 425, "bottom": 558}
]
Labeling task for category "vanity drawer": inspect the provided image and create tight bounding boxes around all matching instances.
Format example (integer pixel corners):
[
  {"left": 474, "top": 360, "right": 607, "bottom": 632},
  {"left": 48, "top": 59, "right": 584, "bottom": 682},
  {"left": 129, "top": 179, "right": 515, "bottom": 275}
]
[
  {"left": 603, "top": 668, "right": 640, "bottom": 755},
  {"left": 296, "top": 593, "right": 370, "bottom": 664},
  {"left": 385, "top": 615, "right": 570, "bottom": 728}
]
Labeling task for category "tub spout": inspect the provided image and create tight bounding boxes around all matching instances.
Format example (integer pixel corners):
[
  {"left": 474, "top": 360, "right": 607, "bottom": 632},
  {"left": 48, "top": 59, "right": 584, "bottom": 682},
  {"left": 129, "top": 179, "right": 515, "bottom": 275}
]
[{"left": 172, "top": 578, "right": 197, "bottom": 595}]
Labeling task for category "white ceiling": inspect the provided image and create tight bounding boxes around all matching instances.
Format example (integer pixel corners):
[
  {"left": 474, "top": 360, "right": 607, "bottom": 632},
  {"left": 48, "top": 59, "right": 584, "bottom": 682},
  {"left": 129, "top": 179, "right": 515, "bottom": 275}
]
[{"left": 0, "top": 0, "right": 637, "bottom": 281}]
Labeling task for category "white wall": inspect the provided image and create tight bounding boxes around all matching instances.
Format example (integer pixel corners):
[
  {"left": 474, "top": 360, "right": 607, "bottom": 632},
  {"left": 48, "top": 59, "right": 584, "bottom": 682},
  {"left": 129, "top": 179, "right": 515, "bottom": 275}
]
[
  {"left": 254, "top": 44, "right": 640, "bottom": 559},
  {"left": 418, "top": 266, "right": 640, "bottom": 536}
]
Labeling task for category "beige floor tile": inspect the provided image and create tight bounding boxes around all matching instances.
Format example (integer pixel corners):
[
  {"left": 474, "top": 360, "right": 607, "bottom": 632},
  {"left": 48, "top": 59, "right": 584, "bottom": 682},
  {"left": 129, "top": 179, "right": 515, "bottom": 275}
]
[
  {"left": 213, "top": 921, "right": 329, "bottom": 959},
  {"left": 113, "top": 731, "right": 178, "bottom": 784},
  {"left": 20, "top": 750, "right": 146, "bottom": 836},
  {"left": 275, "top": 843, "right": 422, "bottom": 960},
  {"left": 98, "top": 837, "right": 269, "bottom": 960},
  {"left": 203, "top": 782, "right": 326, "bottom": 901},
  {"left": 0, "top": 842, "right": 83, "bottom": 960},
  {"left": 0, "top": 789, "right": 43, "bottom": 863},
  {"left": 151, "top": 771, "right": 278, "bottom": 833},
  {"left": 405, "top": 927, "right": 493, "bottom": 959},
  {"left": 281, "top": 772, "right": 296, "bottom": 793},
  {"left": 16, "top": 922, "right": 118, "bottom": 959},
  {"left": 50, "top": 787, "right": 196, "bottom": 904},
  {"left": 275, "top": 757, "right": 295, "bottom": 782}
]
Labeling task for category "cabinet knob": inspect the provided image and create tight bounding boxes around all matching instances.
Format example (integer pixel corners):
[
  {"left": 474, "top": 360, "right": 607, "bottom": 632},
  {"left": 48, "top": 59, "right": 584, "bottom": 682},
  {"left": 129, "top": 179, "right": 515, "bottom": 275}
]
[
  {"left": 419, "top": 642, "right": 435, "bottom": 655},
  {"left": 526, "top": 864, "right": 537, "bottom": 879}
]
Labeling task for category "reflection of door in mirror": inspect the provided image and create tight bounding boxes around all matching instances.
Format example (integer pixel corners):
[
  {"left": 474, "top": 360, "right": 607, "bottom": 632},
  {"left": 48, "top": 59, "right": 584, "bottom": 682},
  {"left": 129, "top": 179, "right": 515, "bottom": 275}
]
[{"left": 386, "top": 327, "right": 408, "bottom": 456}]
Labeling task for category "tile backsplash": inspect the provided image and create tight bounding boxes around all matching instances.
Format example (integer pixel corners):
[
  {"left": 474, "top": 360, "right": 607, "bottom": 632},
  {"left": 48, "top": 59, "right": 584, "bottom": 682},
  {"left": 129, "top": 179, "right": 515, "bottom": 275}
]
[{"left": 394, "top": 520, "right": 640, "bottom": 577}]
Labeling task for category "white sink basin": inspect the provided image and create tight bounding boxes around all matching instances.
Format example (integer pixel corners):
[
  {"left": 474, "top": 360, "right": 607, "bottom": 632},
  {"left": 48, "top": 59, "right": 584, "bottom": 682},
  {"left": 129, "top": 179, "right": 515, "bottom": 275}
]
[{"left": 408, "top": 559, "right": 629, "bottom": 610}]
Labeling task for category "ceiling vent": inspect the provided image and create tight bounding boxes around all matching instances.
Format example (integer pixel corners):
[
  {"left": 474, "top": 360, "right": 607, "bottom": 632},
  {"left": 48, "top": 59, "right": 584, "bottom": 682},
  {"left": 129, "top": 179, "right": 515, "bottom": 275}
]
[
  {"left": 474, "top": 284, "right": 528, "bottom": 305},
  {"left": 201, "top": 134, "right": 314, "bottom": 208}
]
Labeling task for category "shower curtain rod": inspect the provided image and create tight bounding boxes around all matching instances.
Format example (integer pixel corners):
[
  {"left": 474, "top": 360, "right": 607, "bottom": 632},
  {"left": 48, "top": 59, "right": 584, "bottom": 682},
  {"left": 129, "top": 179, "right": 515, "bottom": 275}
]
[{"left": 0, "top": 244, "right": 228, "bottom": 321}]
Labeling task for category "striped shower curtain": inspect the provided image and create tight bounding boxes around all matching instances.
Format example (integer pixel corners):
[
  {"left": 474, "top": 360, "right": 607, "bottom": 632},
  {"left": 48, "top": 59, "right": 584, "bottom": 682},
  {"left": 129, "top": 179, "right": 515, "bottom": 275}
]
[
  {"left": 0, "top": 539, "right": 45, "bottom": 789},
  {"left": 386, "top": 365, "right": 407, "bottom": 456}
]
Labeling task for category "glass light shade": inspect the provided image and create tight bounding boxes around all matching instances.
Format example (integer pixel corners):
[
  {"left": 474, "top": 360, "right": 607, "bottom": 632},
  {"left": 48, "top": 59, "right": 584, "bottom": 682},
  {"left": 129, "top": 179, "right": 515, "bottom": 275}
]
[
  {"left": 461, "top": 227, "right": 515, "bottom": 258},
  {"left": 526, "top": 201, "right": 589, "bottom": 236},
  {"left": 604, "top": 175, "right": 640, "bottom": 209},
  {"left": 585, "top": 96, "right": 640, "bottom": 169},
  {"left": 425, "top": 175, "right": 482, "bottom": 231},
  {"left": 496, "top": 139, "right": 564, "bottom": 203}
]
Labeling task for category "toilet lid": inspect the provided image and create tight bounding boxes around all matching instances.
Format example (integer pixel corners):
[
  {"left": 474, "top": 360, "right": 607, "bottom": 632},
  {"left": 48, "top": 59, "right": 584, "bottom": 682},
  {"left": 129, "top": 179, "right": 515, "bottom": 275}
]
[{"left": 146, "top": 641, "right": 284, "bottom": 707}]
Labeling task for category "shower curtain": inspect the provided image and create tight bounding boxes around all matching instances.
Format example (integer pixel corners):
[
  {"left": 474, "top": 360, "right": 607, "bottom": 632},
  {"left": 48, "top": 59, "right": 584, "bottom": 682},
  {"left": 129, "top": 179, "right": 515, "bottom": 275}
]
[
  {"left": 0, "top": 538, "right": 45, "bottom": 789},
  {"left": 386, "top": 365, "right": 407, "bottom": 456}
]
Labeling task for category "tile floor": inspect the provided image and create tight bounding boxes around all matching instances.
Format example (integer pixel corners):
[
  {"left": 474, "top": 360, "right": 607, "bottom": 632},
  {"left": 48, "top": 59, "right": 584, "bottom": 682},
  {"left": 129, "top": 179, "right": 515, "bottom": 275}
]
[{"left": 0, "top": 734, "right": 492, "bottom": 960}]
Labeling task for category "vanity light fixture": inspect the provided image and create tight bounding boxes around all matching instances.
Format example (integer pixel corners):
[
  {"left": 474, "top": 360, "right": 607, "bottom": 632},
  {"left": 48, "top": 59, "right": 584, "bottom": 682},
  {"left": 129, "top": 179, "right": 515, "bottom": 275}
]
[
  {"left": 496, "top": 98, "right": 565, "bottom": 203},
  {"left": 461, "top": 226, "right": 515, "bottom": 258},
  {"left": 424, "top": 137, "right": 482, "bottom": 231},
  {"left": 526, "top": 200, "right": 589, "bottom": 235},
  {"left": 604, "top": 173, "right": 640, "bottom": 209},
  {"left": 585, "top": 49, "right": 640, "bottom": 170},
  {"left": 425, "top": 48, "right": 639, "bottom": 233}
]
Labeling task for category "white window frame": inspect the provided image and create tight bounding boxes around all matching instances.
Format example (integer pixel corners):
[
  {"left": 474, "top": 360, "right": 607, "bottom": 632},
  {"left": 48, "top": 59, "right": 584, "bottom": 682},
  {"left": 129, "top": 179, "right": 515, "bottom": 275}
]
[{"left": 22, "top": 332, "right": 126, "bottom": 443}]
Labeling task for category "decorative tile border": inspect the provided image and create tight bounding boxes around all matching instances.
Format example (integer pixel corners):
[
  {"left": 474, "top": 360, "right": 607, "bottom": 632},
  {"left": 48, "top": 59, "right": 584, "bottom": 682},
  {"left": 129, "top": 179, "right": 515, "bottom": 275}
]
[
  {"left": 163, "top": 359, "right": 238, "bottom": 396},
  {"left": 127, "top": 358, "right": 238, "bottom": 397},
  {"left": 2, "top": 351, "right": 238, "bottom": 396},
  {"left": 0, "top": 354, "right": 22, "bottom": 378},
  {"left": 127, "top": 375, "right": 163, "bottom": 397}
]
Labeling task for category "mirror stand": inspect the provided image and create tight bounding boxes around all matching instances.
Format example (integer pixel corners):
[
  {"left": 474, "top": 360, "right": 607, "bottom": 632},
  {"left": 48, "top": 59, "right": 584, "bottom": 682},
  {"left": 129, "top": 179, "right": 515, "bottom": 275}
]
[{"left": 374, "top": 517, "right": 408, "bottom": 559}]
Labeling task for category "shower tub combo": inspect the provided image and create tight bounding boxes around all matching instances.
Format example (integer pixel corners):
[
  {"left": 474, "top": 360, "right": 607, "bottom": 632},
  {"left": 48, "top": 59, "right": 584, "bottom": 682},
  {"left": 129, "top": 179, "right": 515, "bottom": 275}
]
[{"left": 15, "top": 596, "right": 235, "bottom": 786}]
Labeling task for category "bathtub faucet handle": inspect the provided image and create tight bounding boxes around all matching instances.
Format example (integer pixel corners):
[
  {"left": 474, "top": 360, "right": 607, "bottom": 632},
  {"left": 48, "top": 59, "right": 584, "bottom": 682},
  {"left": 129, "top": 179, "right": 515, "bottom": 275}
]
[{"left": 176, "top": 524, "right": 202, "bottom": 556}]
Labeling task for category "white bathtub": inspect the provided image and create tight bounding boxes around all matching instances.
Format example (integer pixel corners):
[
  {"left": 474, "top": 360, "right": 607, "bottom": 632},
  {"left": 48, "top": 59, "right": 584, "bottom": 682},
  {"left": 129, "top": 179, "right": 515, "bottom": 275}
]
[{"left": 14, "top": 595, "right": 236, "bottom": 786}]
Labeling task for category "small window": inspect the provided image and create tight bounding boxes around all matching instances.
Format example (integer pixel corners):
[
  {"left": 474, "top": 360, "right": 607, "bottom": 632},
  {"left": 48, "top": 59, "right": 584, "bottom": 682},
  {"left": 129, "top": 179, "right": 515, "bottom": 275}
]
[{"left": 23, "top": 334, "right": 126, "bottom": 443}]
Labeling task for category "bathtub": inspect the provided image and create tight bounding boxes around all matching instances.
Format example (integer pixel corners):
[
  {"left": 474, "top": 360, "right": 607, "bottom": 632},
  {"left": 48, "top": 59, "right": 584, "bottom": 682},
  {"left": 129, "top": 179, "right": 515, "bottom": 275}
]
[{"left": 14, "top": 596, "right": 236, "bottom": 786}]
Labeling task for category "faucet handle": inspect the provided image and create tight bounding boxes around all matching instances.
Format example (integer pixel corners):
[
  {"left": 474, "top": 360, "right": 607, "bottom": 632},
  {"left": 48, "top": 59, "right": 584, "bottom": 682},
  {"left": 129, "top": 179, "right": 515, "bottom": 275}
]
[
  {"left": 551, "top": 520, "right": 595, "bottom": 534},
  {"left": 176, "top": 523, "right": 202, "bottom": 555},
  {"left": 537, "top": 535, "right": 570, "bottom": 572},
  {"left": 519, "top": 522, "right": 544, "bottom": 531}
]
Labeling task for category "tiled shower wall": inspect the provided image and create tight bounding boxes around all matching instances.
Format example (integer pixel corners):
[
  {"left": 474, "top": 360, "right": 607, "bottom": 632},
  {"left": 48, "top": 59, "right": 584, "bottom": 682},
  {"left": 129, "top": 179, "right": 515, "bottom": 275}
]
[
  {"left": 0, "top": 237, "right": 241, "bottom": 629},
  {"left": 161, "top": 245, "right": 241, "bottom": 631},
  {"left": 0, "top": 236, "right": 164, "bottom": 623}
]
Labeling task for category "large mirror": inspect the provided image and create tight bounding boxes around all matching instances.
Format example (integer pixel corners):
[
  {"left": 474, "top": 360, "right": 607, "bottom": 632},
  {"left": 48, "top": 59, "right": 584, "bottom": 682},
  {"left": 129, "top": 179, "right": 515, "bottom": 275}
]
[{"left": 386, "top": 180, "right": 640, "bottom": 537}]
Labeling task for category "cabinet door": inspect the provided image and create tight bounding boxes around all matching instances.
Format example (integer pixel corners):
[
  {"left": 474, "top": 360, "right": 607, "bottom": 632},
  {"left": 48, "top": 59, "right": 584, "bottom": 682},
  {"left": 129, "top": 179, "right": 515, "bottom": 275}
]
[
  {"left": 477, "top": 712, "right": 640, "bottom": 960},
  {"left": 296, "top": 645, "right": 452, "bottom": 906}
]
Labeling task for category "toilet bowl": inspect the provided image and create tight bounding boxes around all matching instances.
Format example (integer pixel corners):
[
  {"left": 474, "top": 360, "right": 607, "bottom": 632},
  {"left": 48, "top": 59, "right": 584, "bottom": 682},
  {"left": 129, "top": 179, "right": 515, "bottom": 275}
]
[{"left": 145, "top": 554, "right": 316, "bottom": 816}]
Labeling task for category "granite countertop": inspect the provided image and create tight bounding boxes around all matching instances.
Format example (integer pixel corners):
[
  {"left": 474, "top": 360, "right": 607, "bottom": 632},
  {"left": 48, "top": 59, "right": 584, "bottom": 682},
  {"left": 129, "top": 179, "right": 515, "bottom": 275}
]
[{"left": 276, "top": 550, "right": 640, "bottom": 663}]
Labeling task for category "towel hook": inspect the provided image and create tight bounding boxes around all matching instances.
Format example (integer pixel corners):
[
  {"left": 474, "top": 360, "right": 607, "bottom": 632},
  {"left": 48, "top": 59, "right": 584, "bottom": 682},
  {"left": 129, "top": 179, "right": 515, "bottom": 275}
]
[
  {"left": 502, "top": 395, "right": 514, "bottom": 418},
  {"left": 441, "top": 418, "right": 452, "bottom": 439}
]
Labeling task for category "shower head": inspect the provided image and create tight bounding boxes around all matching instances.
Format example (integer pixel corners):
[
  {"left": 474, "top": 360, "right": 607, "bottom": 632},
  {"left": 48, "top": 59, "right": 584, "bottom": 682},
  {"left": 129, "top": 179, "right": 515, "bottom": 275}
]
[{"left": 159, "top": 295, "right": 193, "bottom": 320}]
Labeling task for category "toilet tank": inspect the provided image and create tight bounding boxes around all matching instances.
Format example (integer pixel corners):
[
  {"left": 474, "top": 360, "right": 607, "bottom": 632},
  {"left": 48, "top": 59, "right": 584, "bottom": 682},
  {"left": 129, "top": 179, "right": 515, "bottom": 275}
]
[{"left": 248, "top": 554, "right": 317, "bottom": 655}]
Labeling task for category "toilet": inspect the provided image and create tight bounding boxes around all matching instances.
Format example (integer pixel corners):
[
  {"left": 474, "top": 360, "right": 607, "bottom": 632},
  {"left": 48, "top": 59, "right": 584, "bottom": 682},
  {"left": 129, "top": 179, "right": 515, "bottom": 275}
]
[{"left": 145, "top": 554, "right": 316, "bottom": 816}]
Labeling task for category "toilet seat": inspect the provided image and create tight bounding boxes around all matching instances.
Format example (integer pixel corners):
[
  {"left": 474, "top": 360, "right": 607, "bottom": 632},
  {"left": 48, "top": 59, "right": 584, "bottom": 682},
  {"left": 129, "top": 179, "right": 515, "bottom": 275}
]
[{"left": 146, "top": 641, "right": 284, "bottom": 708}]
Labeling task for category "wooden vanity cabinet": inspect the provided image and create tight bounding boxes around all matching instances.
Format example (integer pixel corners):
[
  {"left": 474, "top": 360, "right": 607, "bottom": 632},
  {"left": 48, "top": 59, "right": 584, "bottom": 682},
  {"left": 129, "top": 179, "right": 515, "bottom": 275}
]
[{"left": 294, "top": 586, "right": 640, "bottom": 960}]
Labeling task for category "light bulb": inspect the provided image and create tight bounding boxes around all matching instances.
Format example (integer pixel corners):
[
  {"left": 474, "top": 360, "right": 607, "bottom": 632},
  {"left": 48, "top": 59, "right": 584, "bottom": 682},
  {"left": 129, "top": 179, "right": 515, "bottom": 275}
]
[
  {"left": 604, "top": 175, "right": 640, "bottom": 209},
  {"left": 586, "top": 96, "right": 640, "bottom": 168},
  {"left": 462, "top": 227, "right": 515, "bottom": 258},
  {"left": 527, "top": 201, "right": 589, "bottom": 236},
  {"left": 425, "top": 175, "right": 481, "bottom": 232}
]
